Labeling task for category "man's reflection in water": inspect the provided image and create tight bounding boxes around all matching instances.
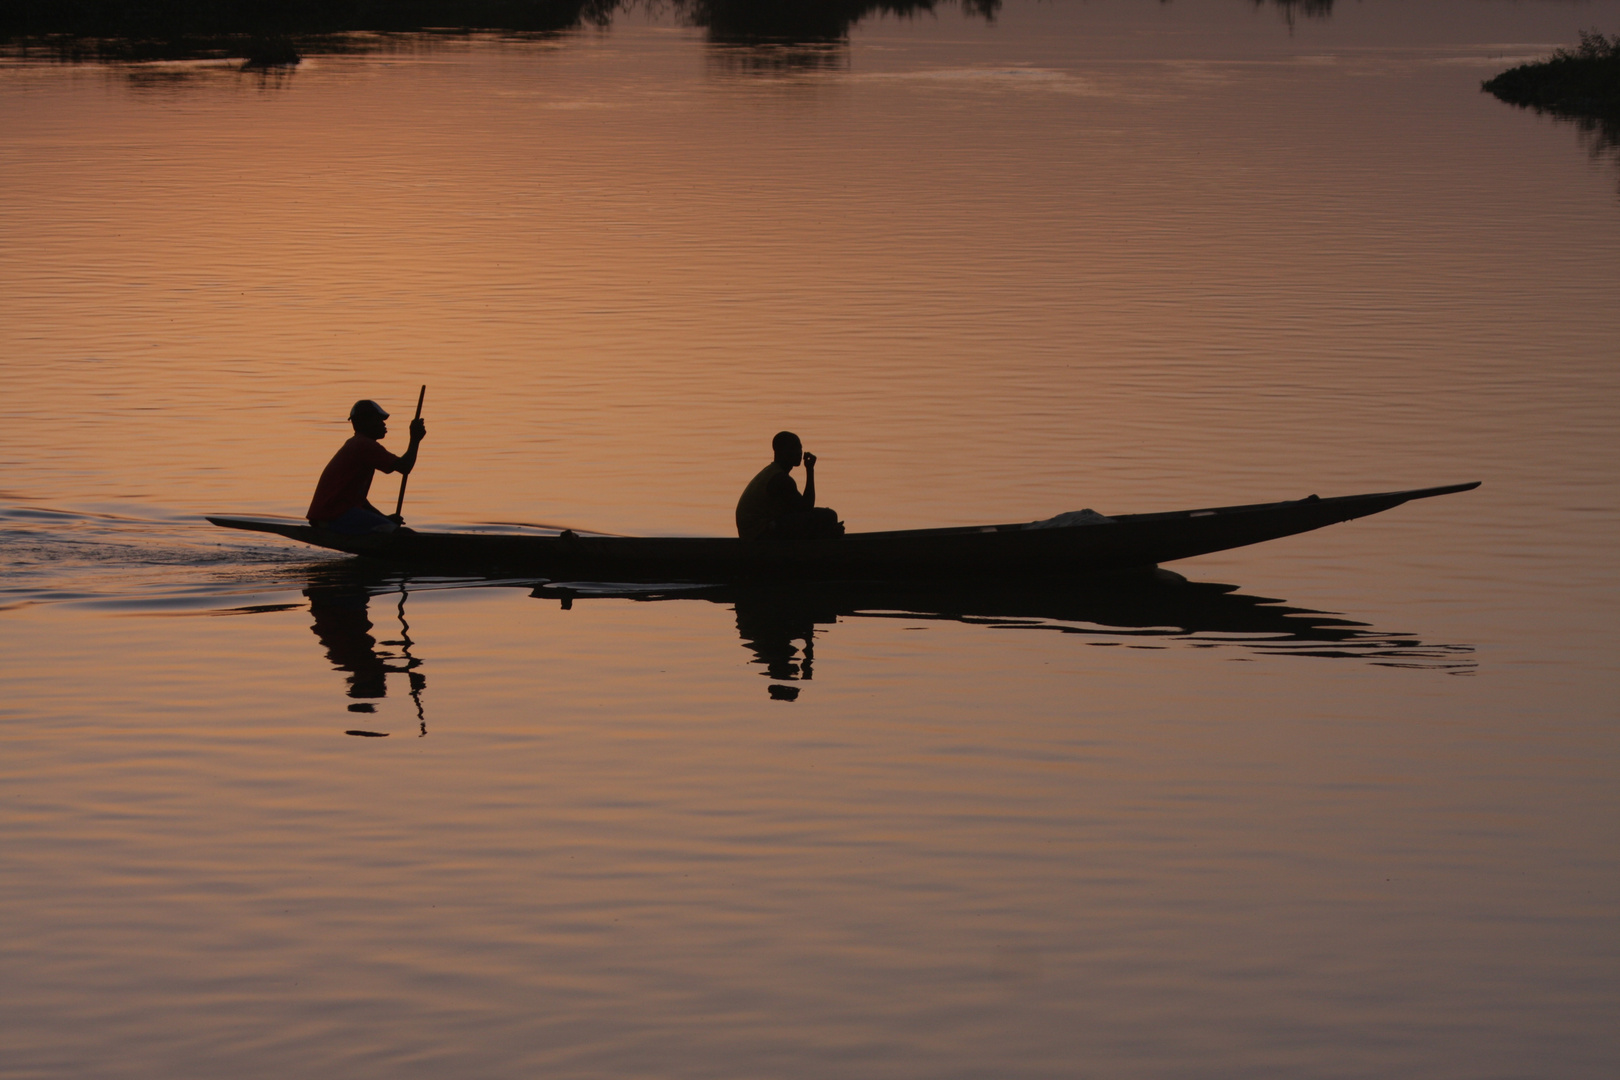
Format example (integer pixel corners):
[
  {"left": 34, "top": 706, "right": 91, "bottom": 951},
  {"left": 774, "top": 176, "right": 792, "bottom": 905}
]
[
  {"left": 306, "top": 584, "right": 426, "bottom": 732},
  {"left": 734, "top": 592, "right": 843, "bottom": 701},
  {"left": 723, "top": 576, "right": 1474, "bottom": 700},
  {"left": 525, "top": 576, "right": 1473, "bottom": 703}
]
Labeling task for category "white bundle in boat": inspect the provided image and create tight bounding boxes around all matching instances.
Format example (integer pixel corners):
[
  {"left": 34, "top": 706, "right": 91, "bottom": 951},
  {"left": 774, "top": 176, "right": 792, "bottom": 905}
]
[{"left": 1024, "top": 509, "right": 1116, "bottom": 529}]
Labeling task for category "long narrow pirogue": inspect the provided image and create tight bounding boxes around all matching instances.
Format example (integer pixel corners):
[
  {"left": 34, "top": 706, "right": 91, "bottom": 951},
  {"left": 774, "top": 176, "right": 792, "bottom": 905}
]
[{"left": 208, "top": 482, "right": 1479, "bottom": 581}]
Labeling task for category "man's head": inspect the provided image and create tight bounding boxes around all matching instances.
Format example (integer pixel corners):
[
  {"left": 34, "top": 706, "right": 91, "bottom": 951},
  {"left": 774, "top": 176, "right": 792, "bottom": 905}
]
[
  {"left": 350, "top": 399, "right": 389, "bottom": 439},
  {"left": 772, "top": 430, "right": 803, "bottom": 468}
]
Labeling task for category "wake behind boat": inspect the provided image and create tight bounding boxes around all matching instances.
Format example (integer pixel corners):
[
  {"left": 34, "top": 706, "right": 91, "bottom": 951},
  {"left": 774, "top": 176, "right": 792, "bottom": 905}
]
[{"left": 209, "top": 482, "right": 1480, "bottom": 582}]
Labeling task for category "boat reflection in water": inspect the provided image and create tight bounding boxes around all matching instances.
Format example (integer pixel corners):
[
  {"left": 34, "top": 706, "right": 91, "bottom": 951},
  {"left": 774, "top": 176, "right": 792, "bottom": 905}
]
[
  {"left": 529, "top": 572, "right": 1477, "bottom": 701},
  {"left": 305, "top": 581, "right": 427, "bottom": 735},
  {"left": 294, "top": 568, "right": 1473, "bottom": 714}
]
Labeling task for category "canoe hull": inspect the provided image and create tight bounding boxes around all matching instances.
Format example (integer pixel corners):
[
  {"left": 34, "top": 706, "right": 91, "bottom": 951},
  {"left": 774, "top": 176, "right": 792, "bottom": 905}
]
[{"left": 208, "top": 482, "right": 1479, "bottom": 581}]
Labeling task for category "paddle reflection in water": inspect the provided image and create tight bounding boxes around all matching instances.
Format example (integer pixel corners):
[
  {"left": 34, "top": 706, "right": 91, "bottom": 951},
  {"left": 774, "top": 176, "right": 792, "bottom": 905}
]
[
  {"left": 305, "top": 580, "right": 427, "bottom": 736},
  {"left": 529, "top": 573, "right": 1477, "bottom": 700}
]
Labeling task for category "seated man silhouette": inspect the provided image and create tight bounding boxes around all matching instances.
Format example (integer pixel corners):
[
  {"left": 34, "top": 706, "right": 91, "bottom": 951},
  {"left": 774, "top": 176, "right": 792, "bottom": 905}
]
[
  {"left": 306, "top": 399, "right": 426, "bottom": 534},
  {"left": 736, "top": 431, "right": 844, "bottom": 541}
]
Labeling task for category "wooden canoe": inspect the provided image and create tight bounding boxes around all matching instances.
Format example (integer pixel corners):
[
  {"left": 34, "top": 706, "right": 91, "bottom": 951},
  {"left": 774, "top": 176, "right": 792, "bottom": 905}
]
[{"left": 207, "top": 481, "right": 1479, "bottom": 581}]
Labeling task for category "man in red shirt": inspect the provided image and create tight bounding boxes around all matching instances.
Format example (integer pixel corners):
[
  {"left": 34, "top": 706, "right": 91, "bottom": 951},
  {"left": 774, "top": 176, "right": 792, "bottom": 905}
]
[{"left": 306, "top": 399, "right": 427, "bottom": 533}]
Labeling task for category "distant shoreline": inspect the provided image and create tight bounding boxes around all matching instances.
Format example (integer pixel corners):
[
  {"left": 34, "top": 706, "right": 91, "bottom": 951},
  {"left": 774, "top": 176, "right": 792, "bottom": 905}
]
[{"left": 1483, "top": 31, "right": 1620, "bottom": 136}]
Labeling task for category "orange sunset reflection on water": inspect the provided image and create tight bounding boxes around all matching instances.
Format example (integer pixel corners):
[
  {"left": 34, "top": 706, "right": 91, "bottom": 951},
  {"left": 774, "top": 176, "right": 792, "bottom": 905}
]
[{"left": 1, "top": 2, "right": 1617, "bottom": 1077}]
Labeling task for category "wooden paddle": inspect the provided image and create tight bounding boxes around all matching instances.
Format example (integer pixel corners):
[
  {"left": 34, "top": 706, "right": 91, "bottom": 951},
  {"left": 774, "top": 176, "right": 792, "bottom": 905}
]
[{"left": 393, "top": 384, "right": 426, "bottom": 520}]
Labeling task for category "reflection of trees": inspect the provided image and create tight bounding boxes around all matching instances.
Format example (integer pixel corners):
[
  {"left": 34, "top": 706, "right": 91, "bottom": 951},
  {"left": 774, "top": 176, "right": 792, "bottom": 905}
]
[
  {"left": 2, "top": 0, "right": 996, "bottom": 59},
  {"left": 677, "top": 0, "right": 999, "bottom": 43},
  {"left": 4, "top": 0, "right": 617, "bottom": 39},
  {"left": 1262, "top": 0, "right": 1334, "bottom": 20},
  {"left": 705, "top": 41, "right": 847, "bottom": 75},
  {"left": 1573, "top": 116, "right": 1620, "bottom": 187},
  {"left": 1247, "top": 0, "right": 1334, "bottom": 32},
  {"left": 5, "top": 0, "right": 1365, "bottom": 63},
  {"left": 2, "top": 0, "right": 618, "bottom": 61}
]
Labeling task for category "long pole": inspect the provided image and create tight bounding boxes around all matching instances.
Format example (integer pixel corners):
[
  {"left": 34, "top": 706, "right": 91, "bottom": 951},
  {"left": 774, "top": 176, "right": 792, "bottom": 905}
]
[{"left": 393, "top": 384, "right": 426, "bottom": 519}]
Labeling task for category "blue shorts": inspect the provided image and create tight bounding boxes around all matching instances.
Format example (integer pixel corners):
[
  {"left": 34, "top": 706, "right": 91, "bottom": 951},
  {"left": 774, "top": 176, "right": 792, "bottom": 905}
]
[{"left": 319, "top": 506, "right": 397, "bottom": 535}]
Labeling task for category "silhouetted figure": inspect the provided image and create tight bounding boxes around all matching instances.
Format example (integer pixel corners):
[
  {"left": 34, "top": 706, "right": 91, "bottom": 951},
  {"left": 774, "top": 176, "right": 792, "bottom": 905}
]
[
  {"left": 306, "top": 399, "right": 426, "bottom": 534},
  {"left": 736, "top": 430, "right": 844, "bottom": 541}
]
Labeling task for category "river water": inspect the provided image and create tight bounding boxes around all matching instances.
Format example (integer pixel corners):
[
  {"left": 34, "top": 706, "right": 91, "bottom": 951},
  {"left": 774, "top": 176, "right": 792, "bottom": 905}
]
[{"left": 2, "top": 1, "right": 1617, "bottom": 1076}]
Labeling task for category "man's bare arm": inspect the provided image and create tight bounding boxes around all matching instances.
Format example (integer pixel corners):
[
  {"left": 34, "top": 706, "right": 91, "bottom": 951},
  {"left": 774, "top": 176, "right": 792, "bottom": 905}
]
[
  {"left": 396, "top": 417, "right": 427, "bottom": 475},
  {"left": 801, "top": 451, "right": 817, "bottom": 508}
]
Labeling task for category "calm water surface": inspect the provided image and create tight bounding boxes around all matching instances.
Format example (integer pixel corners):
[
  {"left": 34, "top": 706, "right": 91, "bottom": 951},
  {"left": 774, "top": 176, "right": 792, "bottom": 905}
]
[{"left": 2, "top": 1, "right": 1617, "bottom": 1076}]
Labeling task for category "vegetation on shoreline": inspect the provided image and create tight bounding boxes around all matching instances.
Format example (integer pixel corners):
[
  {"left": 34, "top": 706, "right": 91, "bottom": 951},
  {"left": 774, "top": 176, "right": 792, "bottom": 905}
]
[{"left": 1483, "top": 30, "right": 1620, "bottom": 146}]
